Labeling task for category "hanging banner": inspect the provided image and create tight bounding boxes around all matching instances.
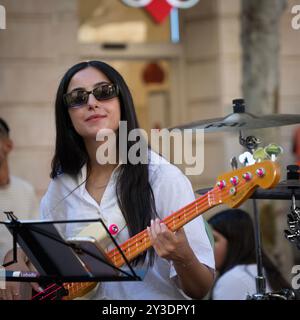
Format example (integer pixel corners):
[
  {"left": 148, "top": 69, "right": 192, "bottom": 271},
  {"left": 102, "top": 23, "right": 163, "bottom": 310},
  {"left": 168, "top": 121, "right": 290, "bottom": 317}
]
[{"left": 121, "top": 0, "right": 200, "bottom": 23}]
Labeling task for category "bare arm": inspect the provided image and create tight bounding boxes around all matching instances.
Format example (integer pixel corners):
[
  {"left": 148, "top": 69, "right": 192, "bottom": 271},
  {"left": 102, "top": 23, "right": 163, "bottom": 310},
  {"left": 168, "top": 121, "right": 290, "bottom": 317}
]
[
  {"left": 172, "top": 242, "right": 214, "bottom": 299},
  {"left": 148, "top": 219, "right": 214, "bottom": 299}
]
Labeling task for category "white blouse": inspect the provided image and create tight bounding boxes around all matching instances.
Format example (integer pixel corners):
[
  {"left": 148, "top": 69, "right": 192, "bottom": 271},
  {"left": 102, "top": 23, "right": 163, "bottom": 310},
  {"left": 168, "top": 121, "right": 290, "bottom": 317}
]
[
  {"left": 212, "top": 264, "right": 272, "bottom": 300},
  {"left": 40, "top": 150, "right": 215, "bottom": 300}
]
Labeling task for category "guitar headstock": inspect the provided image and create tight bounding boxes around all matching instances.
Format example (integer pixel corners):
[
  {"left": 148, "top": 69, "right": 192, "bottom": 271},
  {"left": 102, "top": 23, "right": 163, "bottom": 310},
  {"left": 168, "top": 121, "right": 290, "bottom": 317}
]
[{"left": 213, "top": 161, "right": 281, "bottom": 208}]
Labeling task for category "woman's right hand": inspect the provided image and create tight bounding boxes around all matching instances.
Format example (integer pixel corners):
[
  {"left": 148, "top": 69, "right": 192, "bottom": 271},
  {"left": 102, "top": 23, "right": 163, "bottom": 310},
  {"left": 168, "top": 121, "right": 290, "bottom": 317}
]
[{"left": 0, "top": 249, "right": 41, "bottom": 300}]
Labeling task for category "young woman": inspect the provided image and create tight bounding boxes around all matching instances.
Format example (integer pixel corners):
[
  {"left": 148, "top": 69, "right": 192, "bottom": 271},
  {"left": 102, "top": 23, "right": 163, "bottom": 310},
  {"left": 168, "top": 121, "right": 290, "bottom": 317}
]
[
  {"left": 0, "top": 60, "right": 214, "bottom": 300},
  {"left": 208, "top": 208, "right": 291, "bottom": 300}
]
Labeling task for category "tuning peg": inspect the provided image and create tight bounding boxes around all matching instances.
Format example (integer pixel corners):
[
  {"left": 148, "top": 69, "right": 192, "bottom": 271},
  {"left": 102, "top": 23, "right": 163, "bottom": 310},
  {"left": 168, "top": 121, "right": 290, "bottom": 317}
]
[
  {"left": 253, "top": 147, "right": 270, "bottom": 162},
  {"left": 264, "top": 143, "right": 283, "bottom": 161},
  {"left": 238, "top": 151, "right": 255, "bottom": 166}
]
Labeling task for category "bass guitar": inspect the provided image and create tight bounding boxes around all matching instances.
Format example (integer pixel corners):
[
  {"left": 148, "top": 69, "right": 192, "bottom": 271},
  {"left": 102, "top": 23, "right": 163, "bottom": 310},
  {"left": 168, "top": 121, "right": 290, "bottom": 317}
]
[{"left": 32, "top": 160, "right": 280, "bottom": 300}]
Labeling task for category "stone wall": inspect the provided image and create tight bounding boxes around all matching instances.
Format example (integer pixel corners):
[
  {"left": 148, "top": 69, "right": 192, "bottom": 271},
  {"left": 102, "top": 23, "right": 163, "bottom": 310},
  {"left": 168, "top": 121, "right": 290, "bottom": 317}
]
[{"left": 0, "top": 0, "right": 79, "bottom": 198}]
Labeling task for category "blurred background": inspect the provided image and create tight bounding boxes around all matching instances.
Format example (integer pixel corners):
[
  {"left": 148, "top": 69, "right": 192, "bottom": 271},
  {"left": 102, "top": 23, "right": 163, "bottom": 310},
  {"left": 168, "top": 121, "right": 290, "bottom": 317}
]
[{"left": 0, "top": 0, "right": 300, "bottom": 283}]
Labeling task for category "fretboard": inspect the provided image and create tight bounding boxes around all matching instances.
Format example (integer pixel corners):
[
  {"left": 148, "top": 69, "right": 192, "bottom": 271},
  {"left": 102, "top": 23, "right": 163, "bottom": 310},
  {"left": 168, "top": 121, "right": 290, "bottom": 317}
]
[{"left": 108, "top": 190, "right": 217, "bottom": 267}]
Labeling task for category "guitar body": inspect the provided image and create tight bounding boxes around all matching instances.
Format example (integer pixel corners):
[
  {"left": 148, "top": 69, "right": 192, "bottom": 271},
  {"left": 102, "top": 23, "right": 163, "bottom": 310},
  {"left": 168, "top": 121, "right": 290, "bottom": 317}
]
[{"left": 64, "top": 223, "right": 112, "bottom": 300}]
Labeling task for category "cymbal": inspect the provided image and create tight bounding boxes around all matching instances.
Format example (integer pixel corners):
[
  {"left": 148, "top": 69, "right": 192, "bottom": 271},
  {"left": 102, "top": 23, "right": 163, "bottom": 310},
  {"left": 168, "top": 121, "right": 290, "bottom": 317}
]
[
  {"left": 169, "top": 99, "right": 300, "bottom": 132},
  {"left": 195, "top": 180, "right": 300, "bottom": 200}
]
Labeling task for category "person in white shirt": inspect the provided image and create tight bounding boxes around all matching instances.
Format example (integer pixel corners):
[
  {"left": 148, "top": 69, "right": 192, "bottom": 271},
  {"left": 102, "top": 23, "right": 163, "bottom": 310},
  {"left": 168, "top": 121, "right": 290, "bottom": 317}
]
[
  {"left": 0, "top": 60, "right": 215, "bottom": 300},
  {"left": 0, "top": 118, "right": 39, "bottom": 263},
  {"left": 208, "top": 209, "right": 291, "bottom": 300}
]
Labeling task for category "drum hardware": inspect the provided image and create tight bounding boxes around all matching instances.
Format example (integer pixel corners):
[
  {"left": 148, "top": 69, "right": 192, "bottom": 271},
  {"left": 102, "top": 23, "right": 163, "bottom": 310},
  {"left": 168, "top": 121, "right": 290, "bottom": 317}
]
[
  {"left": 173, "top": 98, "right": 300, "bottom": 300},
  {"left": 247, "top": 288, "right": 296, "bottom": 300},
  {"left": 239, "top": 131, "right": 261, "bottom": 153},
  {"left": 284, "top": 165, "right": 300, "bottom": 249}
]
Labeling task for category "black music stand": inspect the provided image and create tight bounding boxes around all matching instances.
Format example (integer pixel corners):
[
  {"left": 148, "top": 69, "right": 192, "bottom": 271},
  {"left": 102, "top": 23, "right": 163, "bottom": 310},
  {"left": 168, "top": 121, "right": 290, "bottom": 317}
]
[{"left": 0, "top": 213, "right": 142, "bottom": 298}]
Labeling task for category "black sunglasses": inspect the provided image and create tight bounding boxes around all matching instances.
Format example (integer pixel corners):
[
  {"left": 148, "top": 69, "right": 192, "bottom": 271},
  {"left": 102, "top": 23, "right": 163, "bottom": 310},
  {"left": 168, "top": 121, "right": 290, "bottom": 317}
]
[{"left": 64, "top": 83, "right": 119, "bottom": 108}]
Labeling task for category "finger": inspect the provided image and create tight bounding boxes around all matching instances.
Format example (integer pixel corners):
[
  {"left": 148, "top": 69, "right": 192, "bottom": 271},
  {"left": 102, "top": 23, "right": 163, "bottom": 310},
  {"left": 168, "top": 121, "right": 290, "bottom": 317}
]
[
  {"left": 149, "top": 221, "right": 161, "bottom": 246},
  {"left": 147, "top": 225, "right": 161, "bottom": 249},
  {"left": 148, "top": 224, "right": 163, "bottom": 254},
  {"left": 160, "top": 223, "right": 168, "bottom": 232},
  {"left": 158, "top": 223, "right": 176, "bottom": 243},
  {"left": 150, "top": 219, "right": 158, "bottom": 239},
  {"left": 154, "top": 218, "right": 163, "bottom": 234},
  {"left": 159, "top": 223, "right": 173, "bottom": 237},
  {"left": 147, "top": 226, "right": 153, "bottom": 243},
  {"left": 153, "top": 220, "right": 168, "bottom": 243}
]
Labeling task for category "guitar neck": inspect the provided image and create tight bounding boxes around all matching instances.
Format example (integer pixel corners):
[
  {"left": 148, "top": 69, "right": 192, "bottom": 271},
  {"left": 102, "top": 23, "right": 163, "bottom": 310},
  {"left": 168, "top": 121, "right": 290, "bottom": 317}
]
[{"left": 107, "top": 191, "right": 216, "bottom": 267}]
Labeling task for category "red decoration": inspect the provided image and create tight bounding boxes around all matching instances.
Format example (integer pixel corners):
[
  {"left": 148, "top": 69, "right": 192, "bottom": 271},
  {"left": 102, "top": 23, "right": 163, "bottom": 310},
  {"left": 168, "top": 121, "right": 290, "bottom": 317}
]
[
  {"left": 145, "top": 0, "right": 173, "bottom": 24},
  {"left": 142, "top": 62, "right": 165, "bottom": 84}
]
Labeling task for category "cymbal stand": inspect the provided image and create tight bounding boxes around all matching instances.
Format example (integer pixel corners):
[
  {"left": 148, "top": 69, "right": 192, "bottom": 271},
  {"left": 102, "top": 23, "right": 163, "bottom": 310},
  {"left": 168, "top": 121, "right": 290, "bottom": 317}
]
[
  {"left": 237, "top": 130, "right": 294, "bottom": 299},
  {"left": 239, "top": 130, "right": 266, "bottom": 300},
  {"left": 236, "top": 129, "right": 267, "bottom": 298},
  {"left": 246, "top": 197, "right": 268, "bottom": 299},
  {"left": 247, "top": 164, "right": 298, "bottom": 300}
]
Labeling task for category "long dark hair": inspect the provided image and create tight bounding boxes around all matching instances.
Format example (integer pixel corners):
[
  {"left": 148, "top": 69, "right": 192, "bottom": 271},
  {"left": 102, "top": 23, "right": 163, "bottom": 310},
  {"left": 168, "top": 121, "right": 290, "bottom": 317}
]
[
  {"left": 208, "top": 209, "right": 290, "bottom": 291},
  {"left": 51, "top": 60, "right": 157, "bottom": 265}
]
